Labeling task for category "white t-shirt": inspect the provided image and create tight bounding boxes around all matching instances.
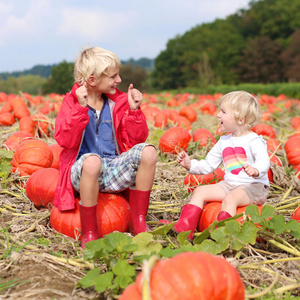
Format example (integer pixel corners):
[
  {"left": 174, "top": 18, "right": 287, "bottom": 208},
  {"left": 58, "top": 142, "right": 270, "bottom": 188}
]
[{"left": 189, "top": 132, "right": 270, "bottom": 186}]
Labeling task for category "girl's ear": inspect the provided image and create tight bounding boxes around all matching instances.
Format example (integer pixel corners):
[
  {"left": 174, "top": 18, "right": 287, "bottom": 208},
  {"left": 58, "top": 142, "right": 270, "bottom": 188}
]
[
  {"left": 87, "top": 75, "right": 96, "bottom": 86},
  {"left": 238, "top": 117, "right": 245, "bottom": 125}
]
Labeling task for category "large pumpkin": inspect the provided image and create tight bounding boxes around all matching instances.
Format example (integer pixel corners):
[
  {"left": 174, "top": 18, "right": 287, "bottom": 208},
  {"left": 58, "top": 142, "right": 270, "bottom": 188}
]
[
  {"left": 285, "top": 134, "right": 300, "bottom": 168},
  {"left": 50, "top": 193, "right": 131, "bottom": 239},
  {"left": 119, "top": 251, "right": 245, "bottom": 300},
  {"left": 198, "top": 202, "right": 264, "bottom": 231},
  {"left": 158, "top": 127, "right": 191, "bottom": 154},
  {"left": 11, "top": 138, "right": 53, "bottom": 176},
  {"left": 183, "top": 168, "right": 224, "bottom": 193},
  {"left": 26, "top": 168, "right": 59, "bottom": 209}
]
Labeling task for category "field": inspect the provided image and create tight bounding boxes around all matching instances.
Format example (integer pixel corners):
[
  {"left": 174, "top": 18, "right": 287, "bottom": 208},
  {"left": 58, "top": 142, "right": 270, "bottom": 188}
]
[{"left": 1, "top": 91, "right": 300, "bottom": 299}]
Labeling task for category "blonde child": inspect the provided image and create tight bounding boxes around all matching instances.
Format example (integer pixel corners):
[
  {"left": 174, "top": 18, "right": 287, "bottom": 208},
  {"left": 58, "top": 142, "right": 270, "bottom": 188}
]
[
  {"left": 175, "top": 91, "right": 270, "bottom": 239},
  {"left": 53, "top": 47, "right": 157, "bottom": 248}
]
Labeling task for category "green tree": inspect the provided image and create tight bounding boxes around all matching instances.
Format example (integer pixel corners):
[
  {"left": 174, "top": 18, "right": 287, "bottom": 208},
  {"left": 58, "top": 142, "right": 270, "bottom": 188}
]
[
  {"left": 281, "top": 29, "right": 300, "bottom": 82},
  {"left": 42, "top": 61, "right": 74, "bottom": 94},
  {"left": 236, "top": 36, "right": 284, "bottom": 83},
  {"left": 118, "top": 64, "right": 148, "bottom": 92},
  {"left": 0, "top": 75, "right": 47, "bottom": 95}
]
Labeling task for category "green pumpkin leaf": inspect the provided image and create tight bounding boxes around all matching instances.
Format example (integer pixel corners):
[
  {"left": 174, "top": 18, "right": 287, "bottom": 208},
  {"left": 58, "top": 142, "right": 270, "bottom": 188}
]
[
  {"left": 270, "top": 215, "right": 286, "bottom": 234},
  {"left": 112, "top": 259, "right": 136, "bottom": 277},
  {"left": 132, "top": 232, "right": 162, "bottom": 256},
  {"left": 151, "top": 222, "right": 175, "bottom": 236},
  {"left": 115, "top": 275, "right": 135, "bottom": 289},
  {"left": 177, "top": 231, "right": 191, "bottom": 246},
  {"left": 260, "top": 205, "right": 275, "bottom": 219},
  {"left": 286, "top": 219, "right": 300, "bottom": 231},
  {"left": 193, "top": 228, "right": 211, "bottom": 244},
  {"left": 77, "top": 268, "right": 101, "bottom": 289},
  {"left": 94, "top": 272, "right": 114, "bottom": 293},
  {"left": 104, "top": 232, "right": 133, "bottom": 253},
  {"left": 159, "top": 246, "right": 188, "bottom": 258},
  {"left": 197, "top": 227, "right": 230, "bottom": 255},
  {"left": 224, "top": 220, "right": 258, "bottom": 250},
  {"left": 83, "top": 238, "right": 107, "bottom": 260}
]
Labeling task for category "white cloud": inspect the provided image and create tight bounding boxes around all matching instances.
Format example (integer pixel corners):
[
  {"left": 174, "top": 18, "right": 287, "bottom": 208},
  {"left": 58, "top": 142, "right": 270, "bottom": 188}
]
[
  {"left": 0, "top": 0, "right": 52, "bottom": 46},
  {"left": 58, "top": 7, "right": 134, "bottom": 41}
]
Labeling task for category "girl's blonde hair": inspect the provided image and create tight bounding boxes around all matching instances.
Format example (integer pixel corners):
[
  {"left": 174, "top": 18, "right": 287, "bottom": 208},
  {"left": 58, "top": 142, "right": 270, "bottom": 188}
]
[
  {"left": 74, "top": 47, "right": 120, "bottom": 85},
  {"left": 220, "top": 91, "right": 261, "bottom": 128}
]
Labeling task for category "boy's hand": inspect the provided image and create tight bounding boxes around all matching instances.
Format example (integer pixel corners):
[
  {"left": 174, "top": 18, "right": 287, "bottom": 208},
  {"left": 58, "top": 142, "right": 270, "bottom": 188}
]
[
  {"left": 177, "top": 151, "right": 191, "bottom": 171},
  {"left": 76, "top": 82, "right": 88, "bottom": 107},
  {"left": 243, "top": 163, "right": 259, "bottom": 177},
  {"left": 128, "top": 83, "right": 142, "bottom": 111}
]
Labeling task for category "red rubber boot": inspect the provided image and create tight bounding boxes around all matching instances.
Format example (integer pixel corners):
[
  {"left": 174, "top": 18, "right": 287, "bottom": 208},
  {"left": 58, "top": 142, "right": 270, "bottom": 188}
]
[
  {"left": 174, "top": 204, "right": 203, "bottom": 240},
  {"left": 217, "top": 211, "right": 232, "bottom": 221},
  {"left": 129, "top": 189, "right": 151, "bottom": 235},
  {"left": 79, "top": 203, "right": 99, "bottom": 249}
]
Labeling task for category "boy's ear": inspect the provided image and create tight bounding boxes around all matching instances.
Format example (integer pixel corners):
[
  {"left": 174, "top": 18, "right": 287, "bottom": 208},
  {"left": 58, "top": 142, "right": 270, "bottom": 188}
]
[{"left": 87, "top": 75, "right": 96, "bottom": 86}]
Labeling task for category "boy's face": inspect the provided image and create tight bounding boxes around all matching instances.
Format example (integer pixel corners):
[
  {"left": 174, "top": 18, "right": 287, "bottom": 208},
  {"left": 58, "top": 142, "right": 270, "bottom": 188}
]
[{"left": 96, "top": 67, "right": 121, "bottom": 94}]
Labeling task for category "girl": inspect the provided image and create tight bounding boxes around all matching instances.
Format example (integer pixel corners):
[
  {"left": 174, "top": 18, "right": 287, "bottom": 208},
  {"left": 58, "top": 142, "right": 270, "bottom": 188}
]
[{"left": 175, "top": 91, "right": 270, "bottom": 239}]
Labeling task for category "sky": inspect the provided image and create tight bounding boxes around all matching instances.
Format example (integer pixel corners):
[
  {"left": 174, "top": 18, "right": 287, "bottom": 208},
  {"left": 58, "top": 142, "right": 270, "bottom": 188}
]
[{"left": 0, "top": 0, "right": 252, "bottom": 73}]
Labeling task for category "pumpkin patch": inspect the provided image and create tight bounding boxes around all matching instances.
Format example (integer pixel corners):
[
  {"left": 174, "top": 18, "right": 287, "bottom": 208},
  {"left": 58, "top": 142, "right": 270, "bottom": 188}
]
[{"left": 1, "top": 90, "right": 300, "bottom": 299}]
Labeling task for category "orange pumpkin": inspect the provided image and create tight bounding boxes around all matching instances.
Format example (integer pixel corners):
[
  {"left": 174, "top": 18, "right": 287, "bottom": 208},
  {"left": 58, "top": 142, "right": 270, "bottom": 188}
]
[
  {"left": 268, "top": 152, "right": 282, "bottom": 183},
  {"left": 25, "top": 168, "right": 59, "bottom": 209},
  {"left": 10, "top": 97, "right": 30, "bottom": 120},
  {"left": 49, "top": 143, "right": 63, "bottom": 170},
  {"left": 266, "top": 138, "right": 281, "bottom": 152},
  {"left": 179, "top": 106, "right": 197, "bottom": 123},
  {"left": 251, "top": 124, "right": 276, "bottom": 138},
  {"left": 0, "top": 112, "right": 15, "bottom": 126},
  {"left": 50, "top": 193, "right": 131, "bottom": 239},
  {"left": 19, "top": 116, "right": 36, "bottom": 136},
  {"left": 192, "top": 128, "right": 216, "bottom": 148},
  {"left": 198, "top": 202, "right": 264, "bottom": 232},
  {"left": 154, "top": 112, "right": 168, "bottom": 128},
  {"left": 11, "top": 138, "right": 53, "bottom": 176},
  {"left": 3, "top": 131, "right": 33, "bottom": 151},
  {"left": 285, "top": 134, "right": 300, "bottom": 168},
  {"left": 120, "top": 251, "right": 245, "bottom": 300},
  {"left": 31, "top": 113, "right": 52, "bottom": 136},
  {"left": 183, "top": 168, "right": 224, "bottom": 192},
  {"left": 158, "top": 127, "right": 191, "bottom": 154}
]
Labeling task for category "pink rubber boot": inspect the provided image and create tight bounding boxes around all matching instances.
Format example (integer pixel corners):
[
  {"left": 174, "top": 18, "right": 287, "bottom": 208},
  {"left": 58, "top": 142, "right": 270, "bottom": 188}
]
[
  {"left": 174, "top": 204, "right": 203, "bottom": 240},
  {"left": 217, "top": 211, "right": 233, "bottom": 221},
  {"left": 129, "top": 189, "right": 151, "bottom": 235},
  {"left": 79, "top": 203, "right": 99, "bottom": 249}
]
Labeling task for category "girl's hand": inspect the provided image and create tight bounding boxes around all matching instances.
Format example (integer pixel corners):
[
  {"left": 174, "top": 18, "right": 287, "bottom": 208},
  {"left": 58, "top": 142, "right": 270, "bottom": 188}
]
[
  {"left": 243, "top": 163, "right": 259, "bottom": 177},
  {"left": 128, "top": 83, "right": 143, "bottom": 111},
  {"left": 76, "top": 82, "right": 88, "bottom": 107},
  {"left": 177, "top": 151, "right": 191, "bottom": 170}
]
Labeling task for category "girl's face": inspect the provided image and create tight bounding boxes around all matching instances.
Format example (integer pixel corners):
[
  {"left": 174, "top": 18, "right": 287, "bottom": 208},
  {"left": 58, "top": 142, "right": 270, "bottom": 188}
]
[
  {"left": 217, "top": 104, "right": 239, "bottom": 134},
  {"left": 96, "top": 66, "right": 121, "bottom": 94}
]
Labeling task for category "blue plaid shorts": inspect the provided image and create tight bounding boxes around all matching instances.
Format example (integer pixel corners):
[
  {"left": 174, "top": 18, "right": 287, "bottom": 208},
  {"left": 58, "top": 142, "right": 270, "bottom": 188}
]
[{"left": 71, "top": 143, "right": 153, "bottom": 193}]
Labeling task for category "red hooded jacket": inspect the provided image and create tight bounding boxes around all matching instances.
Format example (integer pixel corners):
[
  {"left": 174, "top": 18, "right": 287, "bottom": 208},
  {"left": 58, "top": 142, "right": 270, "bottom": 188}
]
[{"left": 53, "top": 84, "right": 149, "bottom": 211}]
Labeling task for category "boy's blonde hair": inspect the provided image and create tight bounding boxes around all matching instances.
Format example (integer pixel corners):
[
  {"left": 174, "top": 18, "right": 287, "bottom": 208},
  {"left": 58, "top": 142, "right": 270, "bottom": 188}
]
[
  {"left": 220, "top": 91, "right": 261, "bottom": 128},
  {"left": 74, "top": 47, "right": 121, "bottom": 85}
]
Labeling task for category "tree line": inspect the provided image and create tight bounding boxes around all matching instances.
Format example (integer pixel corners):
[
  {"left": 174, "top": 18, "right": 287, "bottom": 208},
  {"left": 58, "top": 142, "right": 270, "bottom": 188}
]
[
  {"left": 0, "top": 0, "right": 299, "bottom": 95},
  {"left": 152, "top": 0, "right": 300, "bottom": 90}
]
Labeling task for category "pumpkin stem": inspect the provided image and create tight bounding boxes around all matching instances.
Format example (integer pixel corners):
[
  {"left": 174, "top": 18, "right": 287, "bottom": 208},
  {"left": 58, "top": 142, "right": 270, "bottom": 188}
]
[{"left": 141, "top": 255, "right": 160, "bottom": 300}]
